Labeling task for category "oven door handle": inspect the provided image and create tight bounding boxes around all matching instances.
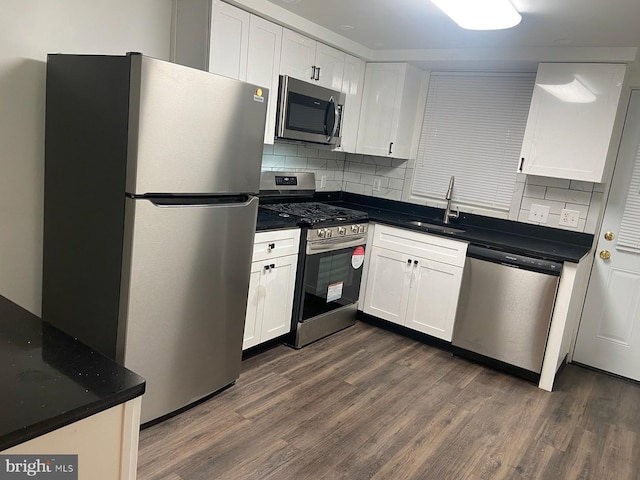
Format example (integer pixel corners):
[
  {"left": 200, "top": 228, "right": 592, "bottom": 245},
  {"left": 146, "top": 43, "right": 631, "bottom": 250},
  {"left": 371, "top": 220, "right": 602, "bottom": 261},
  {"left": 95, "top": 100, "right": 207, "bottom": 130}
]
[{"left": 306, "top": 235, "right": 368, "bottom": 255}]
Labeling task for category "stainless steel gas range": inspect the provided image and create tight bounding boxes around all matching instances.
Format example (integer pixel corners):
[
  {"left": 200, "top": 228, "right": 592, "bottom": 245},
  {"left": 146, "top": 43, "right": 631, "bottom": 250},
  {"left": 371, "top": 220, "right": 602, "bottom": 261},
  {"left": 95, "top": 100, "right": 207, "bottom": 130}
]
[{"left": 259, "top": 172, "right": 369, "bottom": 348}]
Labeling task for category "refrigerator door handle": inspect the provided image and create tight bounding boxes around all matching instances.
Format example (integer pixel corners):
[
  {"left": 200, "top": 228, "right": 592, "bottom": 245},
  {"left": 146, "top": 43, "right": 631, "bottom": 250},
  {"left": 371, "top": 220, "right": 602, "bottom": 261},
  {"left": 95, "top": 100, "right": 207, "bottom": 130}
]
[{"left": 147, "top": 195, "right": 258, "bottom": 208}]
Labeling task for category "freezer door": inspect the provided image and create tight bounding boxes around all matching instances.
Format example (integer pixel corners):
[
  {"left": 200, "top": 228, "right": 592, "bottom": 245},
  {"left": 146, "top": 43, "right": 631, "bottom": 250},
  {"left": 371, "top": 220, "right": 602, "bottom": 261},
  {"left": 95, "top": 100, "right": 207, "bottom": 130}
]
[
  {"left": 127, "top": 56, "right": 268, "bottom": 195},
  {"left": 118, "top": 196, "right": 258, "bottom": 424}
]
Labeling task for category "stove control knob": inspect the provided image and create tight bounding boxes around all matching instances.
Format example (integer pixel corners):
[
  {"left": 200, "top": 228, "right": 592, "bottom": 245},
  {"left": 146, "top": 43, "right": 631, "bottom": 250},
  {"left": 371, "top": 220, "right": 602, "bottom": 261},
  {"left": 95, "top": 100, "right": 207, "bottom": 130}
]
[
  {"left": 338, "top": 227, "right": 346, "bottom": 235},
  {"left": 317, "top": 228, "right": 326, "bottom": 238},
  {"left": 358, "top": 225, "right": 366, "bottom": 234},
  {"left": 326, "top": 229, "right": 333, "bottom": 238},
  {"left": 351, "top": 224, "right": 359, "bottom": 233}
]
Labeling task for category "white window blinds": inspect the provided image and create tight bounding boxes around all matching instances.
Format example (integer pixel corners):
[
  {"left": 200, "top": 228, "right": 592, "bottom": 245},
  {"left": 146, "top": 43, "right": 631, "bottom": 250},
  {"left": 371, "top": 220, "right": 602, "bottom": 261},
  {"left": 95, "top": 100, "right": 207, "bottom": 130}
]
[
  {"left": 617, "top": 141, "right": 640, "bottom": 252},
  {"left": 412, "top": 72, "right": 535, "bottom": 211}
]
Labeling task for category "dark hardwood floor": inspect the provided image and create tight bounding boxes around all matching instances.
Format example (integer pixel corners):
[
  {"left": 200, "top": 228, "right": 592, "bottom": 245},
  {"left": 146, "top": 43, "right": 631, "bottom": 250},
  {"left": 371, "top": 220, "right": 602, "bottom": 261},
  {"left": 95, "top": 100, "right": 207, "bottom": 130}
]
[{"left": 137, "top": 321, "right": 640, "bottom": 480}]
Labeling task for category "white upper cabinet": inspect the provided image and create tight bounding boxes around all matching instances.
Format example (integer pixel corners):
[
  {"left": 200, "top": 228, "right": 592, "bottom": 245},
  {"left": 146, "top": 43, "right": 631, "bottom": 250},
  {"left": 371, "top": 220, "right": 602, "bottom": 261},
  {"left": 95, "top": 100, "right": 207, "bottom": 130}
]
[
  {"left": 356, "top": 63, "right": 426, "bottom": 159},
  {"left": 246, "top": 16, "right": 282, "bottom": 145},
  {"left": 314, "top": 42, "right": 346, "bottom": 91},
  {"left": 207, "top": 1, "right": 250, "bottom": 80},
  {"left": 280, "top": 29, "right": 345, "bottom": 90},
  {"left": 338, "top": 54, "right": 366, "bottom": 153},
  {"left": 172, "top": 1, "right": 282, "bottom": 144},
  {"left": 519, "top": 63, "right": 626, "bottom": 183}
]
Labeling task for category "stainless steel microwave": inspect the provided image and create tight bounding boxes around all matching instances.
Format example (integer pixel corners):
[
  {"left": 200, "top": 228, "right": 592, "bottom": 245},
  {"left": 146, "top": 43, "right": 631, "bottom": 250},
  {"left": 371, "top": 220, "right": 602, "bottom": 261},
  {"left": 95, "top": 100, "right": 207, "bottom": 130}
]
[{"left": 275, "top": 75, "right": 345, "bottom": 146}]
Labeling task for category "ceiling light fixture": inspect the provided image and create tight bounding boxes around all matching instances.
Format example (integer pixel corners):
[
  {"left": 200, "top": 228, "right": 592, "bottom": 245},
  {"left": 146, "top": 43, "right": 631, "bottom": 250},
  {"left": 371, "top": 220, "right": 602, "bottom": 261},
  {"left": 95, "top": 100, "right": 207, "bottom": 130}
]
[{"left": 431, "top": 0, "right": 522, "bottom": 30}]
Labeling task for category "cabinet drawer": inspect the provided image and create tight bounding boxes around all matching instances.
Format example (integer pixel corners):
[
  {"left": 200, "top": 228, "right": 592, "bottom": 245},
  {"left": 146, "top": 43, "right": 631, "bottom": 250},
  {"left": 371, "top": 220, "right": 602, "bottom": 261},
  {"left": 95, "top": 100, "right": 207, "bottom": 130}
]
[
  {"left": 253, "top": 228, "right": 301, "bottom": 262},
  {"left": 372, "top": 224, "right": 467, "bottom": 267}
]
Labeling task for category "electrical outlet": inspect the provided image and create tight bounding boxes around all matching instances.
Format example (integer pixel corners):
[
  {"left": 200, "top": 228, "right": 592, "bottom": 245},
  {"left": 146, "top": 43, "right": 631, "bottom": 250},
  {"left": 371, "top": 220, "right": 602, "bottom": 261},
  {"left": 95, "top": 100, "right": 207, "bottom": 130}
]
[
  {"left": 373, "top": 178, "right": 381, "bottom": 191},
  {"left": 528, "top": 204, "right": 550, "bottom": 223},
  {"left": 559, "top": 208, "right": 580, "bottom": 227},
  {"left": 320, "top": 175, "right": 326, "bottom": 189}
]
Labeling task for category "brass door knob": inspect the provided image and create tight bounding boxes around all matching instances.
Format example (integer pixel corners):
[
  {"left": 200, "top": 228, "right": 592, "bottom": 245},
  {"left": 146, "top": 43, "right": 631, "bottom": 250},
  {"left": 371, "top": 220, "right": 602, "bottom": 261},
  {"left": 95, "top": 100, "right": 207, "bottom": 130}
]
[
  {"left": 604, "top": 231, "right": 615, "bottom": 241},
  {"left": 600, "top": 250, "right": 611, "bottom": 260}
]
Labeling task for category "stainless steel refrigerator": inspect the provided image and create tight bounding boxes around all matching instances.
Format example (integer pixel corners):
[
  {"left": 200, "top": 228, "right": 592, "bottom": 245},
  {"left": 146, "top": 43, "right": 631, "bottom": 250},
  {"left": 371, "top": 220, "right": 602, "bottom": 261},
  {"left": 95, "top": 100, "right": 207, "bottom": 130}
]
[{"left": 42, "top": 53, "right": 268, "bottom": 424}]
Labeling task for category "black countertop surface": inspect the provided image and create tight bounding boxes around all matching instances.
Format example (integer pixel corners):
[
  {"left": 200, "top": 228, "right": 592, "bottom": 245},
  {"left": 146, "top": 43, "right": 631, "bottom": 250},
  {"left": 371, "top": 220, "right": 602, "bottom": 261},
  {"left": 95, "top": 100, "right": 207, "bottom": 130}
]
[
  {"left": 258, "top": 192, "right": 594, "bottom": 263},
  {"left": 0, "top": 295, "right": 145, "bottom": 451},
  {"left": 256, "top": 207, "right": 301, "bottom": 231}
]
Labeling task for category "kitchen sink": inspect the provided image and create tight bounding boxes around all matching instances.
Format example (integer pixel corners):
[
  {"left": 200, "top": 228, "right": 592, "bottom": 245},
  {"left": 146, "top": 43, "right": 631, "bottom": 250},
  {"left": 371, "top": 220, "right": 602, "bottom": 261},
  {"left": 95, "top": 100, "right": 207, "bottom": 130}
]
[{"left": 408, "top": 220, "right": 465, "bottom": 234}]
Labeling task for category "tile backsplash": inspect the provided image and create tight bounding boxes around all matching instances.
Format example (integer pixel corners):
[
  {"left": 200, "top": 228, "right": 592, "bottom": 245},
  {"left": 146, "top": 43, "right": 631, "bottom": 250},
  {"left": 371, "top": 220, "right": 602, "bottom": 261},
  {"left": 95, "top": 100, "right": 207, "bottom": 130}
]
[
  {"left": 261, "top": 144, "right": 603, "bottom": 234},
  {"left": 261, "top": 144, "right": 408, "bottom": 200},
  {"left": 510, "top": 174, "right": 604, "bottom": 233}
]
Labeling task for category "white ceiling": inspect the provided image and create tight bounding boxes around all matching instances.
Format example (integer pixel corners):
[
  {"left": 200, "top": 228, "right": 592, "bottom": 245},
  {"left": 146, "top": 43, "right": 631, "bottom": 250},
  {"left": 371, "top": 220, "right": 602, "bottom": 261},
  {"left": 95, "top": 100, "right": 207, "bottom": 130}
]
[{"left": 264, "top": 0, "right": 640, "bottom": 51}]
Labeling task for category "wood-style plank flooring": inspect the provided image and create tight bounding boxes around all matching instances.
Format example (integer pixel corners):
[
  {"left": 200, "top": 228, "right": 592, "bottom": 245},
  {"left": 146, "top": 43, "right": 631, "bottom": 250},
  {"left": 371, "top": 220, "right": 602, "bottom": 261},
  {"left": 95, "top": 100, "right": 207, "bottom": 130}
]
[{"left": 137, "top": 321, "right": 640, "bottom": 480}]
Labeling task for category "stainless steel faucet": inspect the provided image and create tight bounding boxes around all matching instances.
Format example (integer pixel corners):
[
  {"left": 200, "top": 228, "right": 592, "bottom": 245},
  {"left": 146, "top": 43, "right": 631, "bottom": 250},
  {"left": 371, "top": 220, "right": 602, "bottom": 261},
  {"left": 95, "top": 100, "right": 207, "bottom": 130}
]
[{"left": 443, "top": 176, "right": 459, "bottom": 224}]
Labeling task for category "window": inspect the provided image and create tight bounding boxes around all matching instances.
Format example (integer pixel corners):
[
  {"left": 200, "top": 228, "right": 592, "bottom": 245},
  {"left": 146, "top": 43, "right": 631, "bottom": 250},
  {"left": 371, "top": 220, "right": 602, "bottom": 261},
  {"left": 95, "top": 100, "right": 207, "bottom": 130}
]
[{"left": 411, "top": 72, "right": 535, "bottom": 212}]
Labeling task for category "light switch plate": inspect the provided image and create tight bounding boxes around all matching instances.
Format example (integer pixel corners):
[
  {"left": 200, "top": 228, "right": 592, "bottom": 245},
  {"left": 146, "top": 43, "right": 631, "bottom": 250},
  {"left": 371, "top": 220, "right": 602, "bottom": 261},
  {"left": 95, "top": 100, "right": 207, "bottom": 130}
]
[{"left": 529, "top": 204, "right": 550, "bottom": 223}]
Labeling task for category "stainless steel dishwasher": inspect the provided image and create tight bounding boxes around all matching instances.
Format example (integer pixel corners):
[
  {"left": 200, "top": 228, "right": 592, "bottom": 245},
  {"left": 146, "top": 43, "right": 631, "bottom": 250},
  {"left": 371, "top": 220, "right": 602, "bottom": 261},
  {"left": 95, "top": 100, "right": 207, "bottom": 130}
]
[{"left": 451, "top": 244, "right": 562, "bottom": 382}]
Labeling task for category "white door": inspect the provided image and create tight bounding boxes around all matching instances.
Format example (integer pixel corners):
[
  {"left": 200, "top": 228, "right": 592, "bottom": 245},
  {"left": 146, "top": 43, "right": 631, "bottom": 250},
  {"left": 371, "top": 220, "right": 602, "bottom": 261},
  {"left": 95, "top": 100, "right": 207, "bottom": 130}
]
[
  {"left": 246, "top": 15, "right": 282, "bottom": 144},
  {"left": 573, "top": 90, "right": 640, "bottom": 380},
  {"left": 208, "top": 1, "right": 249, "bottom": 80},
  {"left": 314, "top": 42, "right": 345, "bottom": 91},
  {"left": 280, "top": 28, "right": 316, "bottom": 82},
  {"left": 243, "top": 262, "right": 264, "bottom": 350},
  {"left": 405, "top": 258, "right": 462, "bottom": 342},
  {"left": 261, "top": 254, "right": 297, "bottom": 342},
  {"left": 362, "top": 246, "right": 412, "bottom": 325}
]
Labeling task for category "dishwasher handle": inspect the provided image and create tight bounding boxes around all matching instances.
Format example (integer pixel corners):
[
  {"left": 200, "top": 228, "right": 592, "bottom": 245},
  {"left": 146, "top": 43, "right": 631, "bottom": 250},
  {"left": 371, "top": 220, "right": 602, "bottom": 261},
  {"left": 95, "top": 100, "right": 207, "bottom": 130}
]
[{"left": 466, "top": 244, "right": 562, "bottom": 276}]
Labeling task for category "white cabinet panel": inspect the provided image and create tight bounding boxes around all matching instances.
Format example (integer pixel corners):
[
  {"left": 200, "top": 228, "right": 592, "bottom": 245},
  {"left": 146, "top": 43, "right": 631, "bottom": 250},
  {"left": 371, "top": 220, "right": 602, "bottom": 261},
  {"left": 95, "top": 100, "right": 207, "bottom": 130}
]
[
  {"left": 253, "top": 228, "right": 300, "bottom": 262},
  {"left": 280, "top": 28, "right": 316, "bottom": 82},
  {"left": 261, "top": 254, "right": 297, "bottom": 342},
  {"left": 362, "top": 246, "right": 411, "bottom": 324},
  {"left": 243, "top": 262, "right": 263, "bottom": 349},
  {"left": 362, "top": 223, "right": 467, "bottom": 341},
  {"left": 208, "top": 1, "right": 250, "bottom": 80},
  {"left": 243, "top": 228, "right": 300, "bottom": 350},
  {"left": 356, "top": 63, "right": 425, "bottom": 159},
  {"left": 338, "top": 54, "right": 365, "bottom": 153},
  {"left": 246, "top": 15, "right": 282, "bottom": 144},
  {"left": 280, "top": 28, "right": 346, "bottom": 90},
  {"left": 314, "top": 42, "right": 345, "bottom": 90},
  {"left": 519, "top": 63, "right": 626, "bottom": 182},
  {"left": 405, "top": 259, "right": 463, "bottom": 341}
]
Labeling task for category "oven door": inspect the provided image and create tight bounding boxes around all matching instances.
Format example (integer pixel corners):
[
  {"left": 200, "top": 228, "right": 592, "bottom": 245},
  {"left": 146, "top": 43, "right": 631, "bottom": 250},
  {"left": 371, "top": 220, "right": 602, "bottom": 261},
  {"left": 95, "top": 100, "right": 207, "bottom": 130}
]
[{"left": 300, "top": 235, "right": 367, "bottom": 322}]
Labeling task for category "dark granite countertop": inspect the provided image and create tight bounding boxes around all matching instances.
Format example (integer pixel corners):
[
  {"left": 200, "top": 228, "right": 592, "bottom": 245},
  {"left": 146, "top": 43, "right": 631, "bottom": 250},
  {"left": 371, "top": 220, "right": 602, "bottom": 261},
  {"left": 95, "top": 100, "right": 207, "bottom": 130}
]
[
  {"left": 0, "top": 295, "right": 145, "bottom": 451},
  {"left": 256, "top": 207, "right": 301, "bottom": 231},
  {"left": 313, "top": 192, "right": 594, "bottom": 263}
]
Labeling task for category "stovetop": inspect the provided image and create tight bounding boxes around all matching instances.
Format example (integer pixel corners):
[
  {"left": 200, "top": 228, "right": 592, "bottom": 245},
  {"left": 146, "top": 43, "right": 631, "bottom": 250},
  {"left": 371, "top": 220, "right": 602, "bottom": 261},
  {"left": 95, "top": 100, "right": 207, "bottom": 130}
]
[{"left": 260, "top": 202, "right": 368, "bottom": 226}]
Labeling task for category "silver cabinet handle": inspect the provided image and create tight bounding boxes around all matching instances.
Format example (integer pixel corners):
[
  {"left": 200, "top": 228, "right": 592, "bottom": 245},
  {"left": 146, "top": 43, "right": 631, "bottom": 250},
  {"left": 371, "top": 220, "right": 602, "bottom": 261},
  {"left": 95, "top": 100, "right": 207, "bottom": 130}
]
[
  {"left": 311, "top": 66, "right": 316, "bottom": 81},
  {"left": 388, "top": 142, "right": 394, "bottom": 155},
  {"left": 315, "top": 66, "right": 320, "bottom": 81}
]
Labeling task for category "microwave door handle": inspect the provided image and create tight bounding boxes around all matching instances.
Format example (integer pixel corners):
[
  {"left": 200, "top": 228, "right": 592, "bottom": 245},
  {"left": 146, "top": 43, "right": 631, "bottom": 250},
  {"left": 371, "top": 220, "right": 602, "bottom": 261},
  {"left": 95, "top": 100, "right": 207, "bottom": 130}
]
[{"left": 325, "top": 96, "right": 338, "bottom": 142}]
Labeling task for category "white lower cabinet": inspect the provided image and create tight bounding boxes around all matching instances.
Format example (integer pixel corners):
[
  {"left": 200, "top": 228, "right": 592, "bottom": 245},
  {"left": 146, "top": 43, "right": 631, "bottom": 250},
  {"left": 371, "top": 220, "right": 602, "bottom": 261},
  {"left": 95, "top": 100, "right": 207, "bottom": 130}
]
[
  {"left": 243, "top": 229, "right": 300, "bottom": 350},
  {"left": 362, "top": 224, "right": 467, "bottom": 341}
]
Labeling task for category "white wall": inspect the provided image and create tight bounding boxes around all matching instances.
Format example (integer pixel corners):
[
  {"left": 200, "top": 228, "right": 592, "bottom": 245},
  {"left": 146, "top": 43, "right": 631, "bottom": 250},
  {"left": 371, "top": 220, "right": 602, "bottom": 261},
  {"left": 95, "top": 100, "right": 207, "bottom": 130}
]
[{"left": 0, "top": 1, "right": 173, "bottom": 314}]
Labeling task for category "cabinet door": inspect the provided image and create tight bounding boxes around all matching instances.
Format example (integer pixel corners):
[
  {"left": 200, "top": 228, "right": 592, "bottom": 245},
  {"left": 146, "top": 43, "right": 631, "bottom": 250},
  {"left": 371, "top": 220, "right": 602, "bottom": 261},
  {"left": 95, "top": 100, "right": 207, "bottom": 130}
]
[
  {"left": 208, "top": 1, "right": 250, "bottom": 80},
  {"left": 356, "top": 63, "right": 405, "bottom": 157},
  {"left": 519, "top": 63, "right": 625, "bottom": 182},
  {"left": 243, "top": 262, "right": 264, "bottom": 350},
  {"left": 339, "top": 54, "right": 366, "bottom": 153},
  {"left": 247, "top": 15, "right": 282, "bottom": 144},
  {"left": 405, "top": 258, "right": 463, "bottom": 341},
  {"left": 261, "top": 254, "right": 297, "bottom": 342},
  {"left": 362, "top": 246, "right": 412, "bottom": 325},
  {"left": 314, "top": 42, "right": 345, "bottom": 90},
  {"left": 280, "top": 28, "right": 316, "bottom": 82}
]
